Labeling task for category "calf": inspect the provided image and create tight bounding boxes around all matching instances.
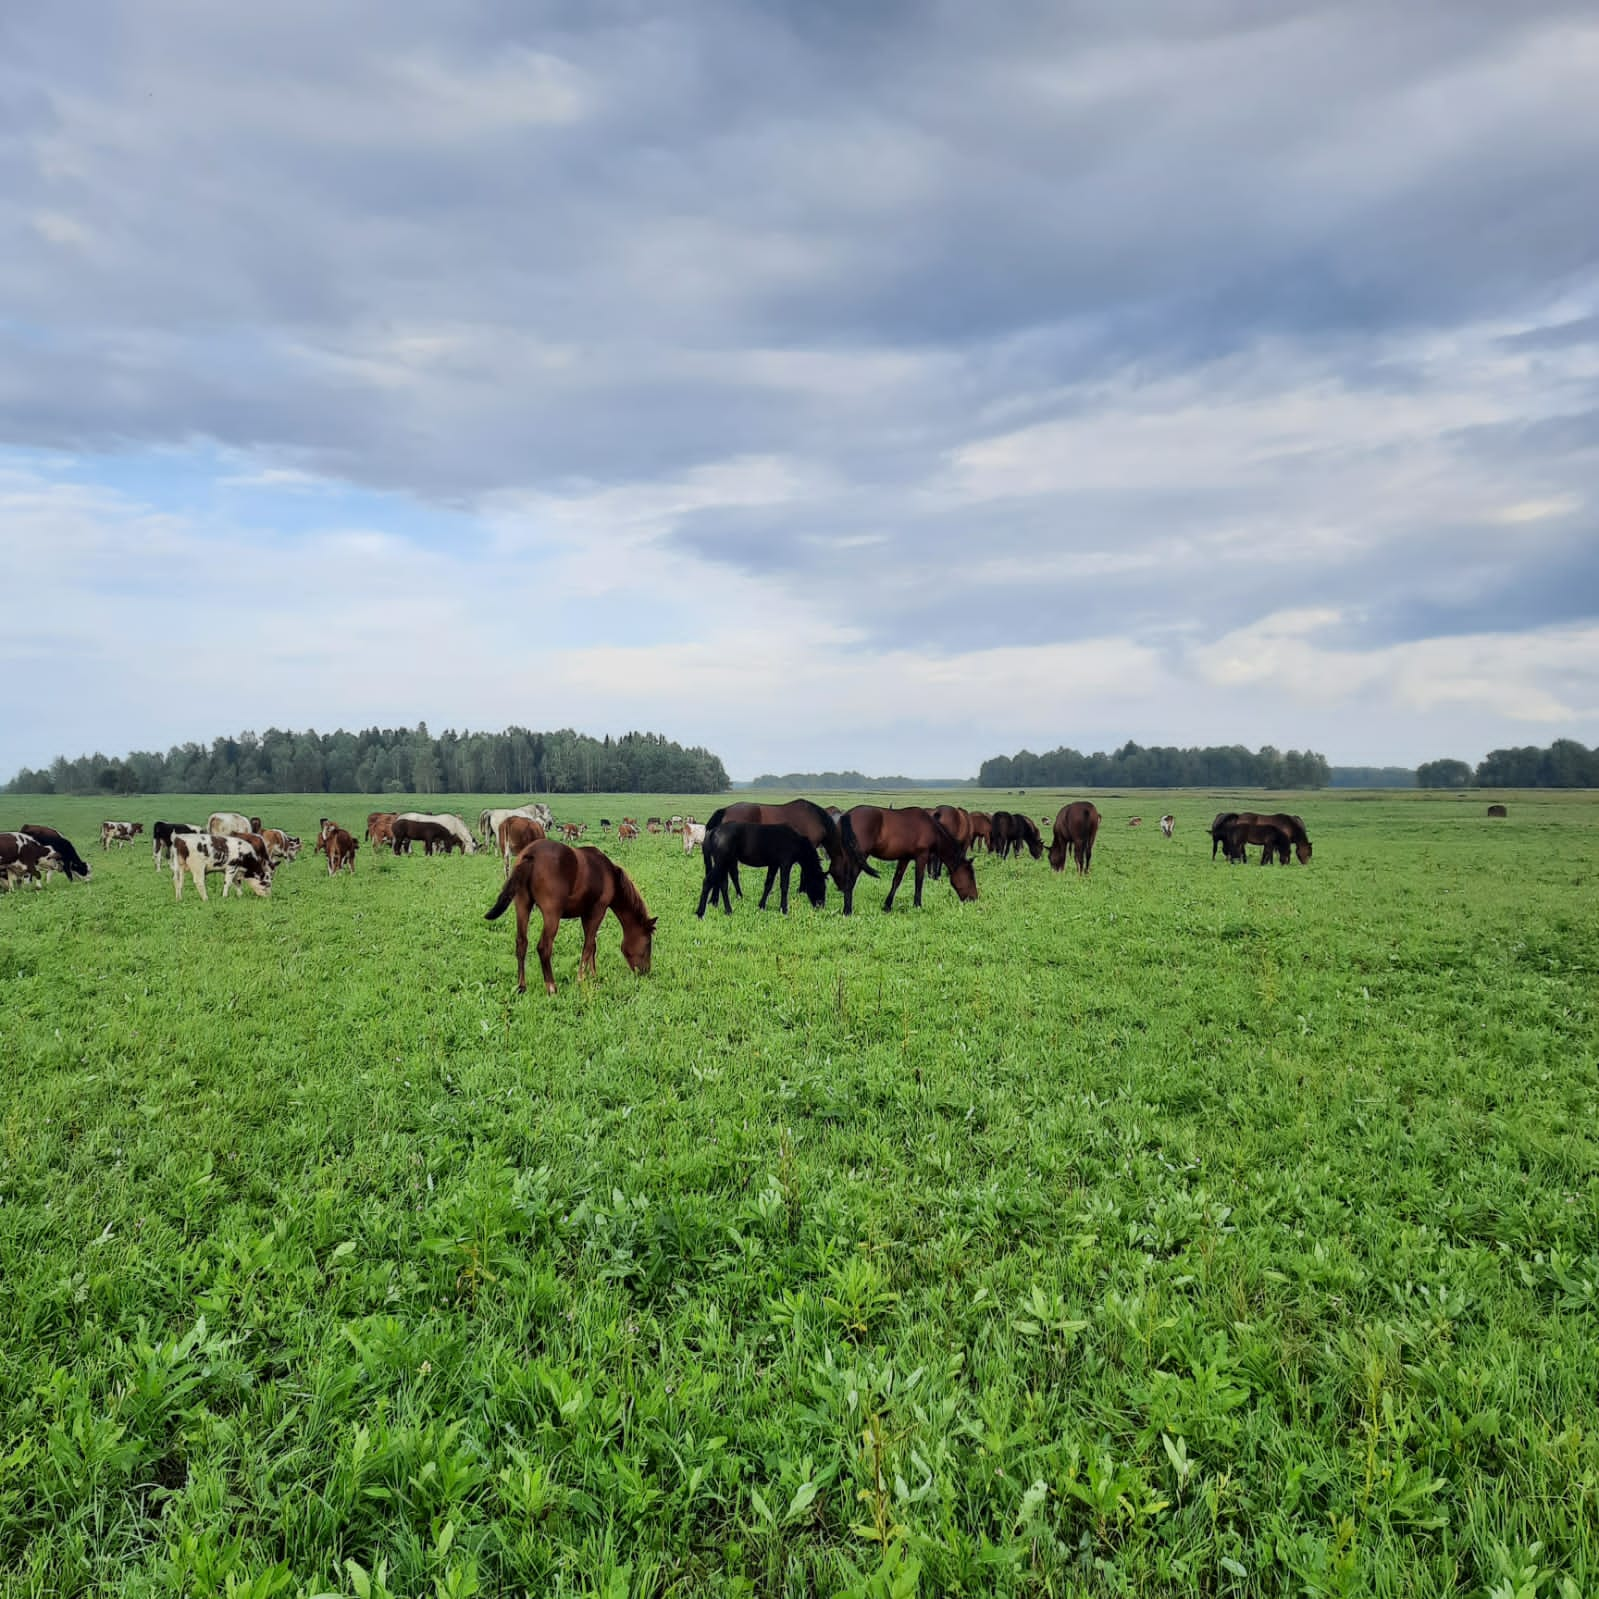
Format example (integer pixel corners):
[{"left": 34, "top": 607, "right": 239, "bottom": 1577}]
[
  {"left": 152, "top": 820, "right": 200, "bottom": 870},
  {"left": 1, "top": 832, "right": 65, "bottom": 889},
  {"left": 1127, "top": 816, "right": 1143, "bottom": 828},
  {"left": 324, "top": 827, "right": 358, "bottom": 875},
  {"left": 682, "top": 821, "right": 706, "bottom": 853},
  {"left": 617, "top": 820, "right": 639, "bottom": 841},
  {"left": 1160, "top": 814, "right": 1175, "bottom": 839},
  {"left": 101, "top": 820, "right": 144, "bottom": 850},
  {"left": 20, "top": 825, "right": 93, "bottom": 881},
  {"left": 260, "top": 828, "right": 302, "bottom": 865},
  {"left": 172, "top": 832, "right": 273, "bottom": 900},
  {"left": 208, "top": 811, "right": 253, "bottom": 838}
]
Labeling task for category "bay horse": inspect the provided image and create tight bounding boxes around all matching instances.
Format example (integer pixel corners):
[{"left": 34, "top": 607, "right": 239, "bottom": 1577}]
[
  {"left": 498, "top": 813, "right": 547, "bottom": 875},
  {"left": 484, "top": 840, "right": 656, "bottom": 994},
  {"left": 696, "top": 822, "right": 827, "bottom": 917},
  {"left": 1049, "top": 801, "right": 1100, "bottom": 874},
  {"left": 837, "top": 806, "right": 977, "bottom": 913},
  {"left": 702, "top": 799, "right": 872, "bottom": 895},
  {"left": 967, "top": 812, "right": 993, "bottom": 852},
  {"left": 1214, "top": 813, "right": 1312, "bottom": 864},
  {"left": 927, "top": 804, "right": 974, "bottom": 878}
]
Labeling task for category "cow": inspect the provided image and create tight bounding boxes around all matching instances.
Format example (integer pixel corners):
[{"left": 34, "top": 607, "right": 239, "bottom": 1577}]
[
  {"left": 394, "top": 812, "right": 476, "bottom": 853},
  {"left": 682, "top": 821, "right": 706, "bottom": 853},
  {"left": 260, "top": 829, "right": 302, "bottom": 865},
  {"left": 323, "top": 827, "right": 358, "bottom": 875},
  {"left": 498, "top": 814, "right": 547, "bottom": 874},
  {"left": 20, "top": 825, "right": 92, "bottom": 881},
  {"left": 1128, "top": 817, "right": 1143, "bottom": 828},
  {"left": 618, "top": 820, "right": 639, "bottom": 841},
  {"left": 152, "top": 820, "right": 200, "bottom": 870},
  {"left": 171, "top": 832, "right": 273, "bottom": 900},
  {"left": 1160, "top": 814, "right": 1175, "bottom": 839},
  {"left": 559, "top": 822, "right": 587, "bottom": 842},
  {"left": 1, "top": 832, "right": 66, "bottom": 889},
  {"left": 390, "top": 817, "right": 461, "bottom": 855},
  {"left": 668, "top": 815, "right": 684, "bottom": 831},
  {"left": 645, "top": 820, "right": 662, "bottom": 835},
  {"left": 101, "top": 820, "right": 144, "bottom": 850},
  {"left": 209, "top": 811, "right": 253, "bottom": 839}
]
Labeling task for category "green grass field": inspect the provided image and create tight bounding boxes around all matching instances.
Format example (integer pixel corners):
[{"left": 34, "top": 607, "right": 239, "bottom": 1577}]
[{"left": 2, "top": 790, "right": 1596, "bottom": 1598}]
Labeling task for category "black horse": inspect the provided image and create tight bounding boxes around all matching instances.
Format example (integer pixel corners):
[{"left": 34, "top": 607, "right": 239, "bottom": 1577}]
[
  {"left": 696, "top": 822, "right": 829, "bottom": 917},
  {"left": 989, "top": 811, "right": 1042, "bottom": 860}
]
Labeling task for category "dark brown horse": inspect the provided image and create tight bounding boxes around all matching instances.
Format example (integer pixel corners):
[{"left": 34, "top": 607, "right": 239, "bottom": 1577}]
[
  {"left": 837, "top": 806, "right": 977, "bottom": 913},
  {"left": 1216, "top": 813, "right": 1313, "bottom": 864},
  {"left": 1049, "top": 802, "right": 1100, "bottom": 874},
  {"left": 927, "top": 804, "right": 974, "bottom": 878},
  {"left": 966, "top": 812, "right": 993, "bottom": 852},
  {"left": 484, "top": 841, "right": 656, "bottom": 994},
  {"left": 705, "top": 799, "right": 875, "bottom": 895}
]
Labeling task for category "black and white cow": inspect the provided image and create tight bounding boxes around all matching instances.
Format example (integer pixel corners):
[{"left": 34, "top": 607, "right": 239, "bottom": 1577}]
[
  {"left": 152, "top": 820, "right": 201, "bottom": 870},
  {"left": 20, "top": 825, "right": 92, "bottom": 881},
  {"left": 172, "top": 832, "right": 273, "bottom": 900},
  {"left": 1, "top": 832, "right": 66, "bottom": 890},
  {"left": 101, "top": 820, "right": 144, "bottom": 850}
]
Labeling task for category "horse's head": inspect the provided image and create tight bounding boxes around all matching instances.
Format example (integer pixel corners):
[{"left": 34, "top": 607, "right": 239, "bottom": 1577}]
[
  {"left": 1295, "top": 840, "right": 1313, "bottom": 864},
  {"left": 949, "top": 856, "right": 979, "bottom": 901},
  {"left": 623, "top": 913, "right": 657, "bottom": 976},
  {"left": 800, "top": 847, "right": 828, "bottom": 908}
]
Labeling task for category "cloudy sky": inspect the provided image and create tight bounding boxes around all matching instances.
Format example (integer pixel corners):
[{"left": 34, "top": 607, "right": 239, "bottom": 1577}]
[{"left": 4, "top": 0, "right": 1597, "bottom": 780}]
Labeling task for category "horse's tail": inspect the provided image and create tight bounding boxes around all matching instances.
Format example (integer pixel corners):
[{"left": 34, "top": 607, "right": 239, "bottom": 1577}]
[
  {"left": 705, "top": 807, "right": 728, "bottom": 833},
  {"left": 484, "top": 875, "right": 518, "bottom": 921}
]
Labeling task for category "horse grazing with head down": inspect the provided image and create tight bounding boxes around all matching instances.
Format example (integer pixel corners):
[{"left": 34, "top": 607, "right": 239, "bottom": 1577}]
[
  {"left": 696, "top": 822, "right": 828, "bottom": 917},
  {"left": 702, "top": 799, "right": 870, "bottom": 895},
  {"left": 837, "top": 805, "right": 977, "bottom": 913},
  {"left": 1049, "top": 802, "right": 1100, "bottom": 874},
  {"left": 484, "top": 840, "right": 656, "bottom": 994},
  {"left": 1214, "top": 812, "right": 1313, "bottom": 864}
]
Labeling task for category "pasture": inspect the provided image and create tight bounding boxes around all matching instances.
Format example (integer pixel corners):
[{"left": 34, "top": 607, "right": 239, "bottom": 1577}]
[{"left": 1, "top": 790, "right": 1595, "bottom": 1598}]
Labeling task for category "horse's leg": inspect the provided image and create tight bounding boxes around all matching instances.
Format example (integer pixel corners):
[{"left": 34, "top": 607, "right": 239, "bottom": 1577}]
[
  {"left": 579, "top": 905, "right": 607, "bottom": 981},
  {"left": 537, "top": 902, "right": 562, "bottom": 995},
  {"left": 913, "top": 856, "right": 926, "bottom": 907},
  {"left": 696, "top": 856, "right": 716, "bottom": 919},
  {"left": 883, "top": 858, "right": 909, "bottom": 911},
  {"left": 779, "top": 863, "right": 791, "bottom": 914},
  {"left": 759, "top": 865, "right": 778, "bottom": 910},
  {"left": 513, "top": 893, "right": 531, "bottom": 993}
]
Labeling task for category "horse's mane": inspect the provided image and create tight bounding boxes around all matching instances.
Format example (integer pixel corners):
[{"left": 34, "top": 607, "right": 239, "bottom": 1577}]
[
  {"left": 786, "top": 797, "right": 836, "bottom": 833},
  {"left": 928, "top": 815, "right": 966, "bottom": 864},
  {"left": 610, "top": 861, "right": 651, "bottom": 923}
]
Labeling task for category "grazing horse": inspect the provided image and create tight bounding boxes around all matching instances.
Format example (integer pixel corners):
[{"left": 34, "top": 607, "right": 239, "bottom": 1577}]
[
  {"left": 967, "top": 812, "right": 993, "bottom": 852},
  {"left": 1049, "top": 802, "right": 1100, "bottom": 875},
  {"left": 1215, "top": 813, "right": 1313, "bottom": 865},
  {"left": 484, "top": 841, "right": 656, "bottom": 995},
  {"left": 696, "top": 822, "right": 827, "bottom": 917},
  {"left": 498, "top": 814, "right": 547, "bottom": 875},
  {"left": 703, "top": 799, "right": 870, "bottom": 895},
  {"left": 836, "top": 806, "right": 977, "bottom": 913},
  {"left": 1160, "top": 814, "right": 1174, "bottom": 839}
]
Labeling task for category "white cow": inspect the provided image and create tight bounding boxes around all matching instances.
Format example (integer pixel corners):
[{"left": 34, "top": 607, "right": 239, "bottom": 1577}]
[
  {"left": 208, "top": 811, "right": 254, "bottom": 838},
  {"left": 172, "top": 833, "right": 273, "bottom": 900},
  {"left": 682, "top": 822, "right": 706, "bottom": 853},
  {"left": 395, "top": 812, "right": 476, "bottom": 853}
]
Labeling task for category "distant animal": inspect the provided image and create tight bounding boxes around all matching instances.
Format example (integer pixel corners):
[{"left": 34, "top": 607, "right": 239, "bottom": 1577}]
[
  {"left": 390, "top": 817, "right": 462, "bottom": 855},
  {"left": 696, "top": 822, "right": 828, "bottom": 917},
  {"left": 1487, "top": 803, "right": 1508, "bottom": 817},
  {"left": 702, "top": 800, "right": 869, "bottom": 897},
  {"left": 618, "top": 820, "right": 640, "bottom": 841},
  {"left": 991, "top": 811, "right": 1043, "bottom": 860},
  {"left": 1128, "top": 816, "right": 1143, "bottom": 828},
  {"left": 259, "top": 829, "right": 301, "bottom": 865},
  {"left": 966, "top": 812, "right": 993, "bottom": 852},
  {"left": 836, "top": 805, "right": 977, "bottom": 913},
  {"left": 668, "top": 815, "right": 684, "bottom": 831},
  {"left": 19, "top": 825, "right": 92, "bottom": 881},
  {"left": 1, "top": 832, "right": 66, "bottom": 889},
  {"left": 599, "top": 818, "right": 612, "bottom": 829},
  {"left": 1049, "top": 802, "right": 1101, "bottom": 875},
  {"left": 395, "top": 812, "right": 476, "bottom": 853},
  {"left": 171, "top": 832, "right": 273, "bottom": 900},
  {"left": 367, "top": 814, "right": 397, "bottom": 852},
  {"left": 645, "top": 820, "right": 662, "bottom": 834},
  {"left": 682, "top": 821, "right": 706, "bottom": 853},
  {"left": 100, "top": 820, "right": 144, "bottom": 850},
  {"left": 1213, "top": 812, "right": 1313, "bottom": 865},
  {"left": 1160, "top": 814, "right": 1174, "bottom": 839},
  {"left": 208, "top": 811, "right": 253, "bottom": 840},
  {"left": 560, "top": 822, "right": 588, "bottom": 842},
  {"left": 323, "top": 827, "right": 358, "bottom": 875},
  {"left": 484, "top": 841, "right": 656, "bottom": 995},
  {"left": 498, "top": 814, "right": 547, "bottom": 874},
  {"left": 151, "top": 820, "right": 201, "bottom": 870}
]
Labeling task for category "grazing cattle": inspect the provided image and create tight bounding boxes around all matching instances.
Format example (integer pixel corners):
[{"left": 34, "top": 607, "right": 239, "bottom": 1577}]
[
  {"left": 484, "top": 841, "right": 656, "bottom": 995},
  {"left": 498, "top": 814, "right": 547, "bottom": 874},
  {"left": 560, "top": 822, "right": 588, "bottom": 842},
  {"left": 20, "top": 825, "right": 92, "bottom": 881},
  {"left": 208, "top": 811, "right": 253, "bottom": 840},
  {"left": 645, "top": 820, "right": 662, "bottom": 834},
  {"left": 682, "top": 821, "right": 706, "bottom": 853},
  {"left": 1049, "top": 802, "right": 1101, "bottom": 875},
  {"left": 1, "top": 832, "right": 66, "bottom": 889},
  {"left": 259, "top": 829, "right": 301, "bottom": 865},
  {"left": 1128, "top": 816, "right": 1143, "bottom": 828},
  {"left": 390, "top": 817, "right": 461, "bottom": 855},
  {"left": 696, "top": 822, "right": 827, "bottom": 917},
  {"left": 618, "top": 821, "right": 640, "bottom": 841},
  {"left": 101, "top": 820, "right": 144, "bottom": 850},
  {"left": 668, "top": 815, "right": 684, "bottom": 831},
  {"left": 702, "top": 800, "right": 868, "bottom": 896},
  {"left": 1160, "top": 814, "right": 1174, "bottom": 839},
  {"left": 836, "top": 806, "right": 977, "bottom": 914},
  {"left": 395, "top": 813, "right": 476, "bottom": 853},
  {"left": 1487, "top": 803, "right": 1508, "bottom": 817},
  {"left": 323, "top": 827, "right": 358, "bottom": 875},
  {"left": 599, "top": 818, "right": 612, "bottom": 830},
  {"left": 171, "top": 832, "right": 272, "bottom": 900},
  {"left": 1214, "top": 812, "right": 1313, "bottom": 865},
  {"left": 151, "top": 820, "right": 200, "bottom": 870}
]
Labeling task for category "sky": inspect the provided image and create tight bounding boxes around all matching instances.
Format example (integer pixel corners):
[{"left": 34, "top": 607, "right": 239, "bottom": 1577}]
[{"left": 3, "top": 0, "right": 1598, "bottom": 782}]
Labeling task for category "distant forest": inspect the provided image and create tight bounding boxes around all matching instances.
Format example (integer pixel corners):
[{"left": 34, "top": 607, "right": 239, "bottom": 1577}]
[
  {"left": 3, "top": 725, "right": 731, "bottom": 796},
  {"left": 1329, "top": 766, "right": 1416, "bottom": 788},
  {"left": 746, "top": 771, "right": 973, "bottom": 791},
  {"left": 979, "top": 741, "right": 1332, "bottom": 788},
  {"left": 1419, "top": 740, "right": 1599, "bottom": 788}
]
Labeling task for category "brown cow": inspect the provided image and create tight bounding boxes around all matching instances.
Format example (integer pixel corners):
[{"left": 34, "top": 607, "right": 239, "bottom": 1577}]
[{"left": 324, "top": 827, "right": 358, "bottom": 875}]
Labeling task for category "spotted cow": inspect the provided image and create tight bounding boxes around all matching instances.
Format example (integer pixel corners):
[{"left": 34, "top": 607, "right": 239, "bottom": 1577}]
[
  {"left": 172, "top": 832, "right": 273, "bottom": 900},
  {"left": 101, "top": 820, "right": 144, "bottom": 850}
]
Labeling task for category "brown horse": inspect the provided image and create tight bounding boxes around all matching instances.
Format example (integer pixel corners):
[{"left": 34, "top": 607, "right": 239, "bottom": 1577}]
[
  {"left": 485, "top": 840, "right": 656, "bottom": 994},
  {"left": 498, "top": 814, "right": 547, "bottom": 875},
  {"left": 837, "top": 805, "right": 977, "bottom": 913},
  {"left": 1213, "top": 812, "right": 1312, "bottom": 864},
  {"left": 1049, "top": 802, "right": 1100, "bottom": 874},
  {"left": 704, "top": 799, "right": 873, "bottom": 894},
  {"left": 967, "top": 812, "right": 993, "bottom": 852}
]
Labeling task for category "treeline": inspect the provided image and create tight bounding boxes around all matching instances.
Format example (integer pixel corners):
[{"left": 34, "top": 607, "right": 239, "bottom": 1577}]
[
  {"left": 1419, "top": 740, "right": 1598, "bottom": 788},
  {"left": 1329, "top": 766, "right": 1416, "bottom": 788},
  {"left": 978, "top": 741, "right": 1331, "bottom": 789},
  {"left": 748, "top": 771, "right": 972, "bottom": 791},
  {"left": 4, "top": 725, "right": 730, "bottom": 797}
]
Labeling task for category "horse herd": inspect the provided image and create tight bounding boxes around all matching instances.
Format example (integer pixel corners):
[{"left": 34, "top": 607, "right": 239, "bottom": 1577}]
[{"left": 2, "top": 797, "right": 1316, "bottom": 995}]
